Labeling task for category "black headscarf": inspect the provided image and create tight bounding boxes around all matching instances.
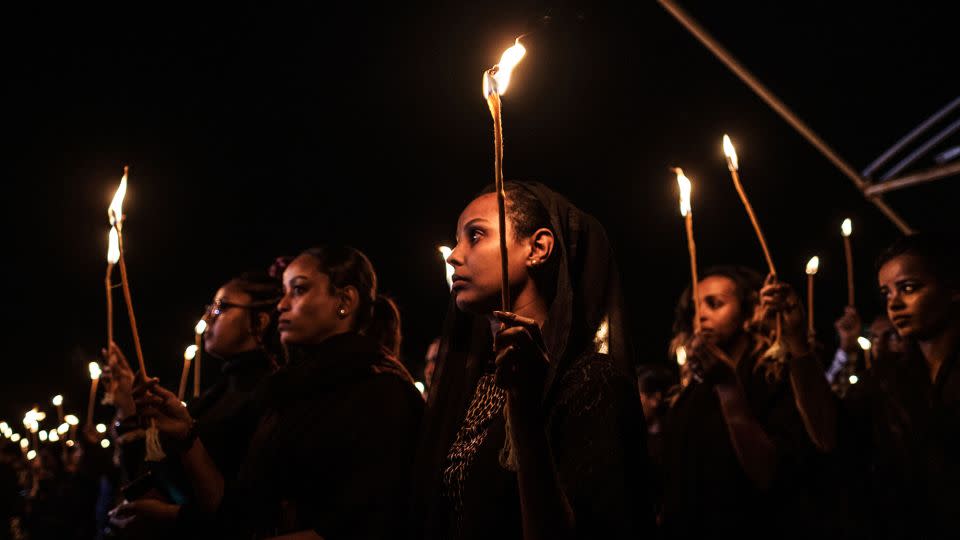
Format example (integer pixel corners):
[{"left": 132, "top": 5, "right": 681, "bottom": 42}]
[{"left": 412, "top": 181, "right": 636, "bottom": 536}]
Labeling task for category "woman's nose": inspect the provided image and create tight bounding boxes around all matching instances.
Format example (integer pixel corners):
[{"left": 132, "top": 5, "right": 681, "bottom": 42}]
[{"left": 447, "top": 244, "right": 464, "bottom": 267}]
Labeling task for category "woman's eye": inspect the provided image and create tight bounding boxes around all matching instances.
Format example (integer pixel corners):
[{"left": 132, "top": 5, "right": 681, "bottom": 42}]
[
  {"left": 293, "top": 285, "right": 306, "bottom": 295},
  {"left": 469, "top": 228, "right": 483, "bottom": 244}
]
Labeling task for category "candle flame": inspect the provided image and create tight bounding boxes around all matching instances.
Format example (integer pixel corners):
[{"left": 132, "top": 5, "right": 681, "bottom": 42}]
[
  {"left": 805, "top": 256, "right": 820, "bottom": 275},
  {"left": 195, "top": 319, "right": 207, "bottom": 335},
  {"left": 52, "top": 395, "right": 63, "bottom": 407},
  {"left": 848, "top": 374, "right": 859, "bottom": 385},
  {"left": 12, "top": 434, "right": 21, "bottom": 443},
  {"left": 107, "top": 228, "right": 120, "bottom": 264},
  {"left": 20, "top": 439, "right": 28, "bottom": 449},
  {"left": 841, "top": 218, "right": 853, "bottom": 237},
  {"left": 857, "top": 336, "right": 872, "bottom": 351},
  {"left": 57, "top": 423, "right": 68, "bottom": 435},
  {"left": 27, "top": 450, "right": 36, "bottom": 460},
  {"left": 49, "top": 430, "right": 59, "bottom": 442},
  {"left": 676, "top": 345, "right": 687, "bottom": 366},
  {"left": 722, "top": 134, "right": 739, "bottom": 171},
  {"left": 108, "top": 169, "right": 128, "bottom": 229},
  {"left": 95, "top": 423, "right": 107, "bottom": 434},
  {"left": 88, "top": 361, "right": 102, "bottom": 380},
  {"left": 101, "top": 439, "right": 111, "bottom": 448},
  {"left": 184, "top": 344, "right": 198, "bottom": 362},
  {"left": 39, "top": 430, "right": 47, "bottom": 442},
  {"left": 439, "top": 246, "right": 455, "bottom": 290},
  {"left": 65, "top": 415, "right": 79, "bottom": 426},
  {"left": 414, "top": 381, "right": 425, "bottom": 394},
  {"left": 483, "top": 38, "right": 526, "bottom": 98},
  {"left": 674, "top": 168, "right": 692, "bottom": 217}
]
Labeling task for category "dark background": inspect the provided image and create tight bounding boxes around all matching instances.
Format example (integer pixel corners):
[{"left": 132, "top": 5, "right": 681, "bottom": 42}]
[{"left": 0, "top": 1, "right": 956, "bottom": 425}]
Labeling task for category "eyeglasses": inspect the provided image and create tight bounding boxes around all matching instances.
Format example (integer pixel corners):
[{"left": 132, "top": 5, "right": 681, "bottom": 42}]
[{"left": 205, "top": 299, "right": 260, "bottom": 319}]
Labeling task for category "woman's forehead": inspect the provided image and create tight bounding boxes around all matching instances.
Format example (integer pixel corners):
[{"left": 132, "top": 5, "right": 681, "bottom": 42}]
[
  {"left": 700, "top": 275, "right": 737, "bottom": 295},
  {"left": 457, "top": 194, "right": 497, "bottom": 228},
  {"left": 879, "top": 254, "right": 932, "bottom": 282}
]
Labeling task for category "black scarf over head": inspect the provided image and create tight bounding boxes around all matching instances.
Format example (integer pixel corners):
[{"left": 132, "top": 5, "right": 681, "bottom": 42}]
[{"left": 412, "top": 181, "right": 636, "bottom": 536}]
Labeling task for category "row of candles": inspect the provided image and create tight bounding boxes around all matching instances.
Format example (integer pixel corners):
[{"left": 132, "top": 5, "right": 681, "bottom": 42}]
[{"left": 1, "top": 395, "right": 111, "bottom": 461}]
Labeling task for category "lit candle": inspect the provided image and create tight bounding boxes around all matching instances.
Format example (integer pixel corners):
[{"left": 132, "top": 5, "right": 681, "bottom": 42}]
[
  {"left": 805, "top": 256, "right": 820, "bottom": 342},
  {"left": 108, "top": 167, "right": 148, "bottom": 377},
  {"left": 180, "top": 344, "right": 198, "bottom": 401},
  {"left": 723, "top": 135, "right": 783, "bottom": 356},
  {"left": 857, "top": 335, "right": 872, "bottom": 370},
  {"left": 65, "top": 414, "right": 79, "bottom": 444},
  {"left": 106, "top": 228, "right": 120, "bottom": 349},
  {"left": 52, "top": 395, "right": 64, "bottom": 425},
  {"left": 87, "top": 362, "right": 102, "bottom": 427},
  {"left": 193, "top": 319, "right": 207, "bottom": 398},
  {"left": 723, "top": 135, "right": 776, "bottom": 275},
  {"left": 438, "top": 246, "right": 455, "bottom": 290},
  {"left": 841, "top": 218, "right": 855, "bottom": 307},
  {"left": 675, "top": 345, "right": 687, "bottom": 366},
  {"left": 482, "top": 38, "right": 526, "bottom": 311},
  {"left": 674, "top": 168, "right": 701, "bottom": 332}
]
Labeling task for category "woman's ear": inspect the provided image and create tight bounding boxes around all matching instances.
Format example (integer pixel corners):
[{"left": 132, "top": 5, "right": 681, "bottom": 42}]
[
  {"left": 338, "top": 285, "right": 361, "bottom": 318},
  {"left": 253, "top": 311, "right": 271, "bottom": 337},
  {"left": 526, "top": 227, "right": 555, "bottom": 268}
]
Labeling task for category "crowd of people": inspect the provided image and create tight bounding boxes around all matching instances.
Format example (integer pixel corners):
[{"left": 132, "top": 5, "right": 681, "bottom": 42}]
[{"left": 1, "top": 181, "right": 957, "bottom": 539}]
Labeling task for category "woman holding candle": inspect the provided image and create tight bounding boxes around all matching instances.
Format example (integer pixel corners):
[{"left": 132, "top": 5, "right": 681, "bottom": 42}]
[
  {"left": 413, "top": 182, "right": 652, "bottom": 540},
  {"left": 107, "top": 269, "right": 283, "bottom": 534},
  {"left": 661, "top": 265, "right": 838, "bottom": 539},
  {"left": 118, "top": 246, "right": 423, "bottom": 539}
]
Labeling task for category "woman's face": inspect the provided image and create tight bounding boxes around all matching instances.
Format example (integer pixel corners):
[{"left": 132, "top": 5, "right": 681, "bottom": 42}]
[
  {"left": 204, "top": 285, "right": 257, "bottom": 358},
  {"left": 878, "top": 254, "right": 956, "bottom": 340},
  {"left": 697, "top": 275, "right": 747, "bottom": 347},
  {"left": 447, "top": 193, "right": 535, "bottom": 314},
  {"left": 277, "top": 254, "right": 344, "bottom": 345}
]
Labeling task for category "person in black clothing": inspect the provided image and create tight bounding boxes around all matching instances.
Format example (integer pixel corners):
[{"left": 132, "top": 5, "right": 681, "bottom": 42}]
[
  {"left": 108, "top": 270, "right": 282, "bottom": 535},
  {"left": 661, "top": 266, "right": 838, "bottom": 539},
  {"left": 130, "top": 246, "right": 423, "bottom": 539},
  {"left": 413, "top": 182, "right": 652, "bottom": 540},
  {"left": 845, "top": 233, "right": 960, "bottom": 537}
]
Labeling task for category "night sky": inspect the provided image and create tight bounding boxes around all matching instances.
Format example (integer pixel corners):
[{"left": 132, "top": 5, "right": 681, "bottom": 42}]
[{"left": 1, "top": 2, "right": 956, "bottom": 425}]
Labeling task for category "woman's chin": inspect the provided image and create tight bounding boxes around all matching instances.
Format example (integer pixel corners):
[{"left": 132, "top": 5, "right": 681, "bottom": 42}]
[{"left": 454, "top": 290, "right": 496, "bottom": 315}]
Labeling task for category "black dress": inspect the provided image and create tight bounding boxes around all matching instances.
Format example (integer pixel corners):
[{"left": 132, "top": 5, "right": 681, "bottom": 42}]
[
  {"left": 843, "top": 343, "right": 960, "bottom": 537},
  {"left": 218, "top": 331, "right": 424, "bottom": 539},
  {"left": 661, "top": 351, "right": 826, "bottom": 539}
]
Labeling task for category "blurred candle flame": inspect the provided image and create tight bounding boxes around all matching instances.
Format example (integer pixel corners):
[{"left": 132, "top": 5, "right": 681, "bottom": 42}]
[{"left": 841, "top": 218, "right": 853, "bottom": 237}]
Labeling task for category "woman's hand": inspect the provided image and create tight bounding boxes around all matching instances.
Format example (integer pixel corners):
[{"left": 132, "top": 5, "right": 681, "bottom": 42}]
[
  {"left": 108, "top": 498, "right": 179, "bottom": 536},
  {"left": 686, "top": 332, "right": 736, "bottom": 385},
  {"left": 105, "top": 342, "right": 138, "bottom": 419},
  {"left": 834, "top": 306, "right": 862, "bottom": 355},
  {"left": 755, "top": 274, "right": 808, "bottom": 356},
  {"left": 135, "top": 382, "right": 194, "bottom": 442},
  {"left": 493, "top": 311, "right": 550, "bottom": 424}
]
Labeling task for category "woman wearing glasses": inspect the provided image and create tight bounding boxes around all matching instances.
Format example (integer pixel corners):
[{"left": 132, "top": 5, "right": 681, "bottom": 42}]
[
  {"left": 107, "top": 269, "right": 284, "bottom": 536},
  {"left": 118, "top": 246, "right": 424, "bottom": 539}
]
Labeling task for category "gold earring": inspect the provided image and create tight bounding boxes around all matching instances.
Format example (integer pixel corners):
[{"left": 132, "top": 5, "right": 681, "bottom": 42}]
[{"left": 338, "top": 308, "right": 347, "bottom": 318}]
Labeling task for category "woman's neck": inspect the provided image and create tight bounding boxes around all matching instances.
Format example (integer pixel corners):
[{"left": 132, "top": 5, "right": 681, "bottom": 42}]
[
  {"left": 918, "top": 322, "right": 960, "bottom": 382},
  {"left": 487, "top": 283, "right": 549, "bottom": 334},
  {"left": 722, "top": 332, "right": 751, "bottom": 367}
]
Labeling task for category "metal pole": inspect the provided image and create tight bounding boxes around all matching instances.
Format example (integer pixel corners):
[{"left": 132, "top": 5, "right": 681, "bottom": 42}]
[
  {"left": 657, "top": 0, "right": 913, "bottom": 234},
  {"left": 866, "top": 161, "right": 960, "bottom": 196},
  {"left": 862, "top": 96, "right": 960, "bottom": 178},
  {"left": 879, "top": 116, "right": 960, "bottom": 180}
]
